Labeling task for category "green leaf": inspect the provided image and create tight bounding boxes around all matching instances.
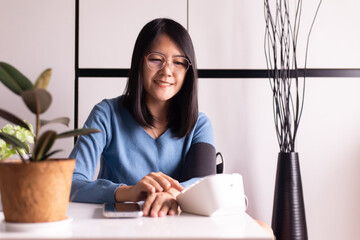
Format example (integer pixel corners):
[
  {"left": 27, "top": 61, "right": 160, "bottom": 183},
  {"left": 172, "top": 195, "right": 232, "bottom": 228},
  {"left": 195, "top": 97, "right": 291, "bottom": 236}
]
[
  {"left": 0, "top": 132, "right": 30, "bottom": 153},
  {"left": 0, "top": 62, "right": 33, "bottom": 95},
  {"left": 57, "top": 128, "right": 100, "bottom": 139},
  {"left": 32, "top": 130, "right": 57, "bottom": 161},
  {"left": 13, "top": 123, "right": 34, "bottom": 144},
  {"left": 40, "top": 117, "right": 70, "bottom": 127},
  {"left": 42, "top": 149, "right": 63, "bottom": 159},
  {"left": 21, "top": 88, "right": 52, "bottom": 114},
  {"left": 0, "top": 109, "right": 30, "bottom": 130},
  {"left": 34, "top": 68, "right": 51, "bottom": 89}
]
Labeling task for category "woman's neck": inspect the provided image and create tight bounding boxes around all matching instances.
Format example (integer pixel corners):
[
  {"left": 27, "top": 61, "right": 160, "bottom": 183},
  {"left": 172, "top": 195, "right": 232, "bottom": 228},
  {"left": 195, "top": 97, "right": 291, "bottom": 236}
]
[
  {"left": 145, "top": 96, "right": 170, "bottom": 139},
  {"left": 146, "top": 97, "right": 170, "bottom": 124}
]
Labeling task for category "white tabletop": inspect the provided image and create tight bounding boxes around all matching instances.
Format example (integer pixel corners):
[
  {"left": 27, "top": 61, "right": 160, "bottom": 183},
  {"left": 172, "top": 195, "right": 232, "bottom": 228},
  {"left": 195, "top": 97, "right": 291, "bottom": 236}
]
[{"left": 0, "top": 202, "right": 272, "bottom": 240}]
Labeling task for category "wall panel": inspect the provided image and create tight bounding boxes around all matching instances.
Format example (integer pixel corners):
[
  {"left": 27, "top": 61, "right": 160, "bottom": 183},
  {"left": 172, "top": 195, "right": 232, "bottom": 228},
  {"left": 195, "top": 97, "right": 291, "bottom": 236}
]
[
  {"left": 79, "top": 0, "right": 187, "bottom": 68},
  {"left": 190, "top": 0, "right": 360, "bottom": 69},
  {"left": 299, "top": 77, "right": 360, "bottom": 240},
  {"left": 78, "top": 78, "right": 127, "bottom": 127},
  {"left": 189, "top": 0, "right": 266, "bottom": 69},
  {"left": 198, "top": 78, "right": 278, "bottom": 219}
]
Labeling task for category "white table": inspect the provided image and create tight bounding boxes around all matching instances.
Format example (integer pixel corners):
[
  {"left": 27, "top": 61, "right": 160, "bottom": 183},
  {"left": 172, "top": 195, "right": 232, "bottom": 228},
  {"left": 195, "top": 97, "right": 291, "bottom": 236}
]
[{"left": 0, "top": 202, "right": 272, "bottom": 240}]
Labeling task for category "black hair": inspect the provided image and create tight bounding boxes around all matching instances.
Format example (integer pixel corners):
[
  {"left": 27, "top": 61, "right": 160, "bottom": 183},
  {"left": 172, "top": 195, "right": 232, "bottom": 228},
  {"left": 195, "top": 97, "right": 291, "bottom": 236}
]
[{"left": 123, "top": 18, "right": 198, "bottom": 138}]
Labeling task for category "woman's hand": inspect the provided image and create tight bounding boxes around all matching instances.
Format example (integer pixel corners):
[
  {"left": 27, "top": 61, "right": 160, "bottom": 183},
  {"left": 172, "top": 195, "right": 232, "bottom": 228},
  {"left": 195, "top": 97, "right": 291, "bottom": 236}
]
[
  {"left": 142, "top": 188, "right": 182, "bottom": 217},
  {"left": 115, "top": 172, "right": 183, "bottom": 202}
]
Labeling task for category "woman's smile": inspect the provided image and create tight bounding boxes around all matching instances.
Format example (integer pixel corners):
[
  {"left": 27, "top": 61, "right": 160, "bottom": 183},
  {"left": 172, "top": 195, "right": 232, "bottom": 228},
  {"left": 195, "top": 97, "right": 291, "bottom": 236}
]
[{"left": 154, "top": 79, "right": 174, "bottom": 88}]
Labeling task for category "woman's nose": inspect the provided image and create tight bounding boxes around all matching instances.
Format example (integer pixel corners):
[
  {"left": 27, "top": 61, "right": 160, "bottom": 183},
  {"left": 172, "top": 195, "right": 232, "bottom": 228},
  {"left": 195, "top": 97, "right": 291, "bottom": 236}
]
[{"left": 161, "top": 61, "right": 174, "bottom": 74}]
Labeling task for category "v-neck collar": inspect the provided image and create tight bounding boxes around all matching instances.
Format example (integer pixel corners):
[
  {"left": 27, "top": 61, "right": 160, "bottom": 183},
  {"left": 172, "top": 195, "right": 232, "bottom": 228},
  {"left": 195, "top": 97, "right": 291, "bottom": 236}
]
[{"left": 143, "top": 127, "right": 170, "bottom": 141}]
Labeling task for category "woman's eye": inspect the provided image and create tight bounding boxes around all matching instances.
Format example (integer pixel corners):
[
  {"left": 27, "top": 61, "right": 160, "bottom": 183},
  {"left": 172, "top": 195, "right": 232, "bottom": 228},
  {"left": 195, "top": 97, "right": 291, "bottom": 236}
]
[
  {"left": 149, "top": 58, "right": 162, "bottom": 62},
  {"left": 174, "top": 61, "right": 185, "bottom": 66}
]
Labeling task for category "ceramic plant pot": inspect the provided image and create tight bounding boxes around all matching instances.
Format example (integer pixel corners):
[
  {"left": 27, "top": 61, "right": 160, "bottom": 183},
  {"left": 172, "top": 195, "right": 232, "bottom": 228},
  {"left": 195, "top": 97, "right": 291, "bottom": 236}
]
[
  {"left": 272, "top": 152, "right": 307, "bottom": 240},
  {"left": 0, "top": 158, "right": 75, "bottom": 223}
]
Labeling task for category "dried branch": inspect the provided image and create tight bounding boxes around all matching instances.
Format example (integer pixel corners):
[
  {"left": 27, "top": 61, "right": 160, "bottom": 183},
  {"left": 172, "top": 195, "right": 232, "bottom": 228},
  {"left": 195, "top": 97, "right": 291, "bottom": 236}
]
[{"left": 264, "top": 0, "right": 322, "bottom": 152}]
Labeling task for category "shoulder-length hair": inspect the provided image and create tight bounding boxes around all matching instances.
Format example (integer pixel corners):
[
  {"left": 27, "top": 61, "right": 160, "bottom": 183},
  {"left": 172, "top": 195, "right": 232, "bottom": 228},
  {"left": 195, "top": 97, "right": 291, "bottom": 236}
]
[{"left": 123, "top": 18, "right": 198, "bottom": 138}]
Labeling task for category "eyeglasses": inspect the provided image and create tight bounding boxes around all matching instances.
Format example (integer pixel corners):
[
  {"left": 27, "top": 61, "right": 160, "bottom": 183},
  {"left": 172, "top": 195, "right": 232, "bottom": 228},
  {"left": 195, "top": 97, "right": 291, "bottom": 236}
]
[{"left": 145, "top": 52, "right": 191, "bottom": 74}]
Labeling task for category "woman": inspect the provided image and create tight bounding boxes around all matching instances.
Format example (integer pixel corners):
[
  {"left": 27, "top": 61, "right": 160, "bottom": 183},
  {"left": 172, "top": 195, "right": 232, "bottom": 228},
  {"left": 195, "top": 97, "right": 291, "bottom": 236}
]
[{"left": 70, "top": 18, "right": 216, "bottom": 217}]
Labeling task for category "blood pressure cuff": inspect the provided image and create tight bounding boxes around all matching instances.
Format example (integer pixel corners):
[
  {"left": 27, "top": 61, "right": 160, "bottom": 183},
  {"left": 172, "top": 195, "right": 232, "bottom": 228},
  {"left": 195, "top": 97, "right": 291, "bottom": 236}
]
[{"left": 182, "top": 142, "right": 216, "bottom": 181}]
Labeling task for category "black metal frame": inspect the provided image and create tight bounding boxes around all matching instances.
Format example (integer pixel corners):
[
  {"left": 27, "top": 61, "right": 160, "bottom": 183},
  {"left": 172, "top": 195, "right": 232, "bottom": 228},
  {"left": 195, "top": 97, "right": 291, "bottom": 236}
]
[{"left": 74, "top": 0, "right": 360, "bottom": 131}]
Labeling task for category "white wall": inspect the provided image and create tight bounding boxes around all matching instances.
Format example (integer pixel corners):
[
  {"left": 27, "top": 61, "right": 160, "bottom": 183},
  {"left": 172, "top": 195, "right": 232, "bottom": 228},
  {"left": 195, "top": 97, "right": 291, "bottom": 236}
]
[{"left": 1, "top": 1, "right": 360, "bottom": 239}]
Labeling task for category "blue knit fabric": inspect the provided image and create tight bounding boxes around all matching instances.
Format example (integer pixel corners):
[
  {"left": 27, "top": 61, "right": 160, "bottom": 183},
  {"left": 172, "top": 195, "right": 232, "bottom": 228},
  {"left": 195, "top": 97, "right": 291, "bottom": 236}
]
[{"left": 69, "top": 96, "right": 215, "bottom": 203}]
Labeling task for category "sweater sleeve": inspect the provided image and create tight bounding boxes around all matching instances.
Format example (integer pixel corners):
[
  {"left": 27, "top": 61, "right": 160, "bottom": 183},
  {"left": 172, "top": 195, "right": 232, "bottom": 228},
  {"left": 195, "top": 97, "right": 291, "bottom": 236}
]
[
  {"left": 191, "top": 113, "right": 215, "bottom": 146},
  {"left": 69, "top": 100, "right": 121, "bottom": 203}
]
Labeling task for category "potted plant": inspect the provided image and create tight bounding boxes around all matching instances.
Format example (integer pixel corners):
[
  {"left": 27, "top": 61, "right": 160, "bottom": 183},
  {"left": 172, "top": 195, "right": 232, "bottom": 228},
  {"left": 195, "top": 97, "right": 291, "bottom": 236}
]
[
  {"left": 264, "top": 1, "right": 322, "bottom": 239},
  {"left": 0, "top": 62, "right": 100, "bottom": 223}
]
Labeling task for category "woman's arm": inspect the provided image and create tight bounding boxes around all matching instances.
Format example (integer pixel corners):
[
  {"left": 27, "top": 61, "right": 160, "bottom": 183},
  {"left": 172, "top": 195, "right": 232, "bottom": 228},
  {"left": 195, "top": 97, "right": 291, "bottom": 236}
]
[
  {"left": 114, "top": 172, "right": 183, "bottom": 202},
  {"left": 142, "top": 187, "right": 182, "bottom": 217},
  {"left": 142, "top": 193, "right": 178, "bottom": 217},
  {"left": 181, "top": 113, "right": 217, "bottom": 186},
  {"left": 182, "top": 142, "right": 216, "bottom": 182},
  {"left": 140, "top": 114, "right": 217, "bottom": 217},
  {"left": 115, "top": 172, "right": 184, "bottom": 217},
  {"left": 70, "top": 100, "right": 118, "bottom": 203}
]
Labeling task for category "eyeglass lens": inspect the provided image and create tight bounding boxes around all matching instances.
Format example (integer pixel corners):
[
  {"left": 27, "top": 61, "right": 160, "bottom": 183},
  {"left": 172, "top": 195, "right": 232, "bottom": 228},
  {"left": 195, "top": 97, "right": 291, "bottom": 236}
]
[{"left": 146, "top": 53, "right": 190, "bottom": 73}]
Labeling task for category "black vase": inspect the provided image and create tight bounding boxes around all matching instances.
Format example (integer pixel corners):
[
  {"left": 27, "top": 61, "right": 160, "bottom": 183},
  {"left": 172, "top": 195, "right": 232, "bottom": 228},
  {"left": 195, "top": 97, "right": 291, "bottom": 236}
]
[{"left": 272, "top": 152, "right": 308, "bottom": 240}]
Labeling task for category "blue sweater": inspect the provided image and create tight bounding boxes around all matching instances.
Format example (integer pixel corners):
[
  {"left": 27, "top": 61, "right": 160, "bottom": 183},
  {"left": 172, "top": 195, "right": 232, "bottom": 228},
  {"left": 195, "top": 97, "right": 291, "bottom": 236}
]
[{"left": 70, "top": 96, "right": 215, "bottom": 203}]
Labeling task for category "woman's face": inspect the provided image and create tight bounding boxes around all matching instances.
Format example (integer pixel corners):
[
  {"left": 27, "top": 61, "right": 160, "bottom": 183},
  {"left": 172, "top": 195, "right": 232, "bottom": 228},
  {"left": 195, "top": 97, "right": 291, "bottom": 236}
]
[{"left": 142, "top": 34, "right": 187, "bottom": 105}]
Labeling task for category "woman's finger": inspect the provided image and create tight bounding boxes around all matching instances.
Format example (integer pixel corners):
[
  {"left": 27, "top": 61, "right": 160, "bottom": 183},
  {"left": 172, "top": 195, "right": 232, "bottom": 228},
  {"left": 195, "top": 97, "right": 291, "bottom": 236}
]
[
  {"left": 163, "top": 175, "right": 184, "bottom": 192},
  {"left": 150, "top": 193, "right": 170, "bottom": 217},
  {"left": 142, "top": 193, "right": 156, "bottom": 217},
  {"left": 142, "top": 175, "right": 164, "bottom": 192},
  {"left": 148, "top": 172, "right": 171, "bottom": 190},
  {"left": 150, "top": 172, "right": 184, "bottom": 192},
  {"left": 168, "top": 200, "right": 178, "bottom": 216},
  {"left": 158, "top": 198, "right": 173, "bottom": 217},
  {"left": 159, "top": 199, "right": 178, "bottom": 217}
]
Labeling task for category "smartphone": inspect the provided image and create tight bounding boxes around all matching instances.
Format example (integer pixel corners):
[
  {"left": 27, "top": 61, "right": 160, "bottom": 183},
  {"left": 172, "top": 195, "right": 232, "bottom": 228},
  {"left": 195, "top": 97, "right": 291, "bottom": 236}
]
[{"left": 103, "top": 202, "right": 143, "bottom": 218}]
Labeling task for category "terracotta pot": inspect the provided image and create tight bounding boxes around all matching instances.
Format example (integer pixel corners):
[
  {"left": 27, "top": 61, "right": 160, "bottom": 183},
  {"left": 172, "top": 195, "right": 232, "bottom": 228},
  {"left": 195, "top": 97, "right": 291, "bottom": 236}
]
[{"left": 0, "top": 158, "right": 75, "bottom": 223}]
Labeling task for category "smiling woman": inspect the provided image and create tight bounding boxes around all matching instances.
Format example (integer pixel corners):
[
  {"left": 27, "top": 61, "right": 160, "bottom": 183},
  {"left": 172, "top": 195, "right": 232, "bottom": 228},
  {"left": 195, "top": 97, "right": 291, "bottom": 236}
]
[
  {"left": 69, "top": 18, "right": 217, "bottom": 218},
  {"left": 142, "top": 34, "right": 187, "bottom": 122}
]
